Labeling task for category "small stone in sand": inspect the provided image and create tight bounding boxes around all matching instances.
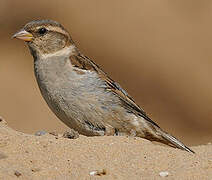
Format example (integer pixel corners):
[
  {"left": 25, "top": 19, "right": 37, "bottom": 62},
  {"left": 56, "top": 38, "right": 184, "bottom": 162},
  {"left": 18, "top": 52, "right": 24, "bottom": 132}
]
[
  {"left": 31, "top": 168, "right": 41, "bottom": 172},
  {"left": 159, "top": 171, "right": 169, "bottom": 177},
  {"left": 14, "top": 171, "right": 22, "bottom": 177},
  {"left": 34, "top": 130, "right": 47, "bottom": 136},
  {"left": 89, "top": 169, "right": 107, "bottom": 176}
]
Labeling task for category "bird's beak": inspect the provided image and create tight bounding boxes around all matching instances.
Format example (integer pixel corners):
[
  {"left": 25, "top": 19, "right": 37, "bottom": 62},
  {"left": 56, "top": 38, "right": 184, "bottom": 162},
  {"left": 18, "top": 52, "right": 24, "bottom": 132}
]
[{"left": 12, "top": 29, "right": 33, "bottom": 42}]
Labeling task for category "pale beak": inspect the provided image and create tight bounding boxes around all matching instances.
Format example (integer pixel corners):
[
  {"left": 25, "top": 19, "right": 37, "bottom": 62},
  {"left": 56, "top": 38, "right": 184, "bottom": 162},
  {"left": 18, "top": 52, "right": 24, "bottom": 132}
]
[{"left": 12, "top": 29, "right": 33, "bottom": 42}]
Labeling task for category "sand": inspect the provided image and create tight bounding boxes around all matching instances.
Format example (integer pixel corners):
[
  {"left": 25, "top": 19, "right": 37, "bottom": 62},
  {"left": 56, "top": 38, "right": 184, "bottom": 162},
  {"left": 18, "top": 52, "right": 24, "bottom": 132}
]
[{"left": 0, "top": 117, "right": 211, "bottom": 180}]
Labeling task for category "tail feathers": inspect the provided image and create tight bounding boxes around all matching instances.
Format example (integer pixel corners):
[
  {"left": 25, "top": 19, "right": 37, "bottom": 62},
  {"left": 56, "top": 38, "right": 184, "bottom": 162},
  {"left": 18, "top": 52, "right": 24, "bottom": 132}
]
[{"left": 158, "top": 128, "right": 195, "bottom": 153}]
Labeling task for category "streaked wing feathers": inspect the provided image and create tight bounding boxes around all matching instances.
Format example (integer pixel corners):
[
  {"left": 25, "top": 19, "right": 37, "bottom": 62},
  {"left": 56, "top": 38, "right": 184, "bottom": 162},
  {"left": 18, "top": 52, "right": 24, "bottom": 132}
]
[{"left": 69, "top": 53, "right": 160, "bottom": 128}]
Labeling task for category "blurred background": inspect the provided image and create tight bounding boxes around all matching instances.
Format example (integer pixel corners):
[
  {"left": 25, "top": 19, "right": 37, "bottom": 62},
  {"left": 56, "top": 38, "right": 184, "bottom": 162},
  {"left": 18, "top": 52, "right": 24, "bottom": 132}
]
[{"left": 0, "top": 0, "right": 212, "bottom": 146}]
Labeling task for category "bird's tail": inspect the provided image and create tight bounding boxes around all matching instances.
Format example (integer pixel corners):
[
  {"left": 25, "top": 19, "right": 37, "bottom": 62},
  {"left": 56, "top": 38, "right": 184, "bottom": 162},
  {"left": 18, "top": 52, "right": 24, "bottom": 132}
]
[{"left": 156, "top": 127, "right": 195, "bottom": 153}]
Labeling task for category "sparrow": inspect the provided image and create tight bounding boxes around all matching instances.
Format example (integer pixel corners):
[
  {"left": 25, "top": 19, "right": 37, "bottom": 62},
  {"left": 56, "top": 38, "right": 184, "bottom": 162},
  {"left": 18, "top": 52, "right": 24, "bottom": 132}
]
[{"left": 12, "top": 20, "right": 194, "bottom": 153}]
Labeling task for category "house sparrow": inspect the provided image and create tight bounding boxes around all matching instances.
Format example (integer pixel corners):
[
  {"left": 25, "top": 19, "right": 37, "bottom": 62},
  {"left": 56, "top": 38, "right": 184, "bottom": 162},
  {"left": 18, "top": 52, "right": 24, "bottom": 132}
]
[{"left": 12, "top": 20, "right": 194, "bottom": 153}]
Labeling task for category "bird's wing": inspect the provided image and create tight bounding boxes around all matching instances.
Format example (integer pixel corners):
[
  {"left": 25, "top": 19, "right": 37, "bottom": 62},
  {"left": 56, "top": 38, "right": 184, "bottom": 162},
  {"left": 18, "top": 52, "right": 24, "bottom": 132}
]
[{"left": 69, "top": 53, "right": 160, "bottom": 128}]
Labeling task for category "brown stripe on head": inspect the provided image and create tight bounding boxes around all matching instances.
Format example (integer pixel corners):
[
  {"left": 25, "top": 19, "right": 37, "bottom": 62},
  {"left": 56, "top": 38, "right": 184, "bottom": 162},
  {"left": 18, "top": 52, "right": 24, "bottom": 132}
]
[
  {"left": 24, "top": 19, "right": 65, "bottom": 31},
  {"left": 35, "top": 25, "right": 70, "bottom": 38}
]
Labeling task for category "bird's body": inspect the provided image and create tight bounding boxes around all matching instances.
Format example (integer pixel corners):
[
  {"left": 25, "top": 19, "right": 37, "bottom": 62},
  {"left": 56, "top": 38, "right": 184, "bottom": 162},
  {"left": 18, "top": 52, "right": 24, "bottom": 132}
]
[
  {"left": 34, "top": 46, "right": 150, "bottom": 137},
  {"left": 13, "top": 19, "right": 194, "bottom": 153}
]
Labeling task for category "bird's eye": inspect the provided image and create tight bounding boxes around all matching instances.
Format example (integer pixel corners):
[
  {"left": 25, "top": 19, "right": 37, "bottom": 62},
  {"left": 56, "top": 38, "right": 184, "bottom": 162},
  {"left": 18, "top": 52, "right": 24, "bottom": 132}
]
[{"left": 38, "top": 27, "right": 47, "bottom": 35}]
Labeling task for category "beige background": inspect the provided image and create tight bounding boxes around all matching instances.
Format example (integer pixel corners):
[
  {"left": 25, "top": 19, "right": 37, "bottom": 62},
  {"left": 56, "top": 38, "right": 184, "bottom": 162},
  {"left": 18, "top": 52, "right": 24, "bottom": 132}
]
[{"left": 0, "top": 0, "right": 212, "bottom": 146}]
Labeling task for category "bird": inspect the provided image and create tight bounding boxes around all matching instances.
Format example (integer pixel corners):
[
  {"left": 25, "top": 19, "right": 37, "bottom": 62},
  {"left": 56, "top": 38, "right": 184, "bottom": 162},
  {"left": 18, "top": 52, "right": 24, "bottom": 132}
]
[{"left": 12, "top": 19, "right": 194, "bottom": 153}]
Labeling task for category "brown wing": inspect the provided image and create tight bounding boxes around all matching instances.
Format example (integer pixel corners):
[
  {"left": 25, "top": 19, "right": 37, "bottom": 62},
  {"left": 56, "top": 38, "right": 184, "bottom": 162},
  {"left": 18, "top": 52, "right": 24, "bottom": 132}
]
[{"left": 69, "top": 53, "right": 160, "bottom": 128}]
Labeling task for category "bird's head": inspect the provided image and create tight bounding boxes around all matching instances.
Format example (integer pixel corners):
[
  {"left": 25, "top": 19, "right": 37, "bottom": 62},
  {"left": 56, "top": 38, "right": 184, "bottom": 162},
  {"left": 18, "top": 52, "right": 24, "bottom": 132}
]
[{"left": 12, "top": 20, "right": 74, "bottom": 57}]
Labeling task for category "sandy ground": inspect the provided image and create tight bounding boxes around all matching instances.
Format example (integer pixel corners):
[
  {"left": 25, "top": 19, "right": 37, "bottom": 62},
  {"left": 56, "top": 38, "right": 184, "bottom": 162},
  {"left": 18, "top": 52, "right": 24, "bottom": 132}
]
[{"left": 0, "top": 117, "right": 211, "bottom": 180}]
